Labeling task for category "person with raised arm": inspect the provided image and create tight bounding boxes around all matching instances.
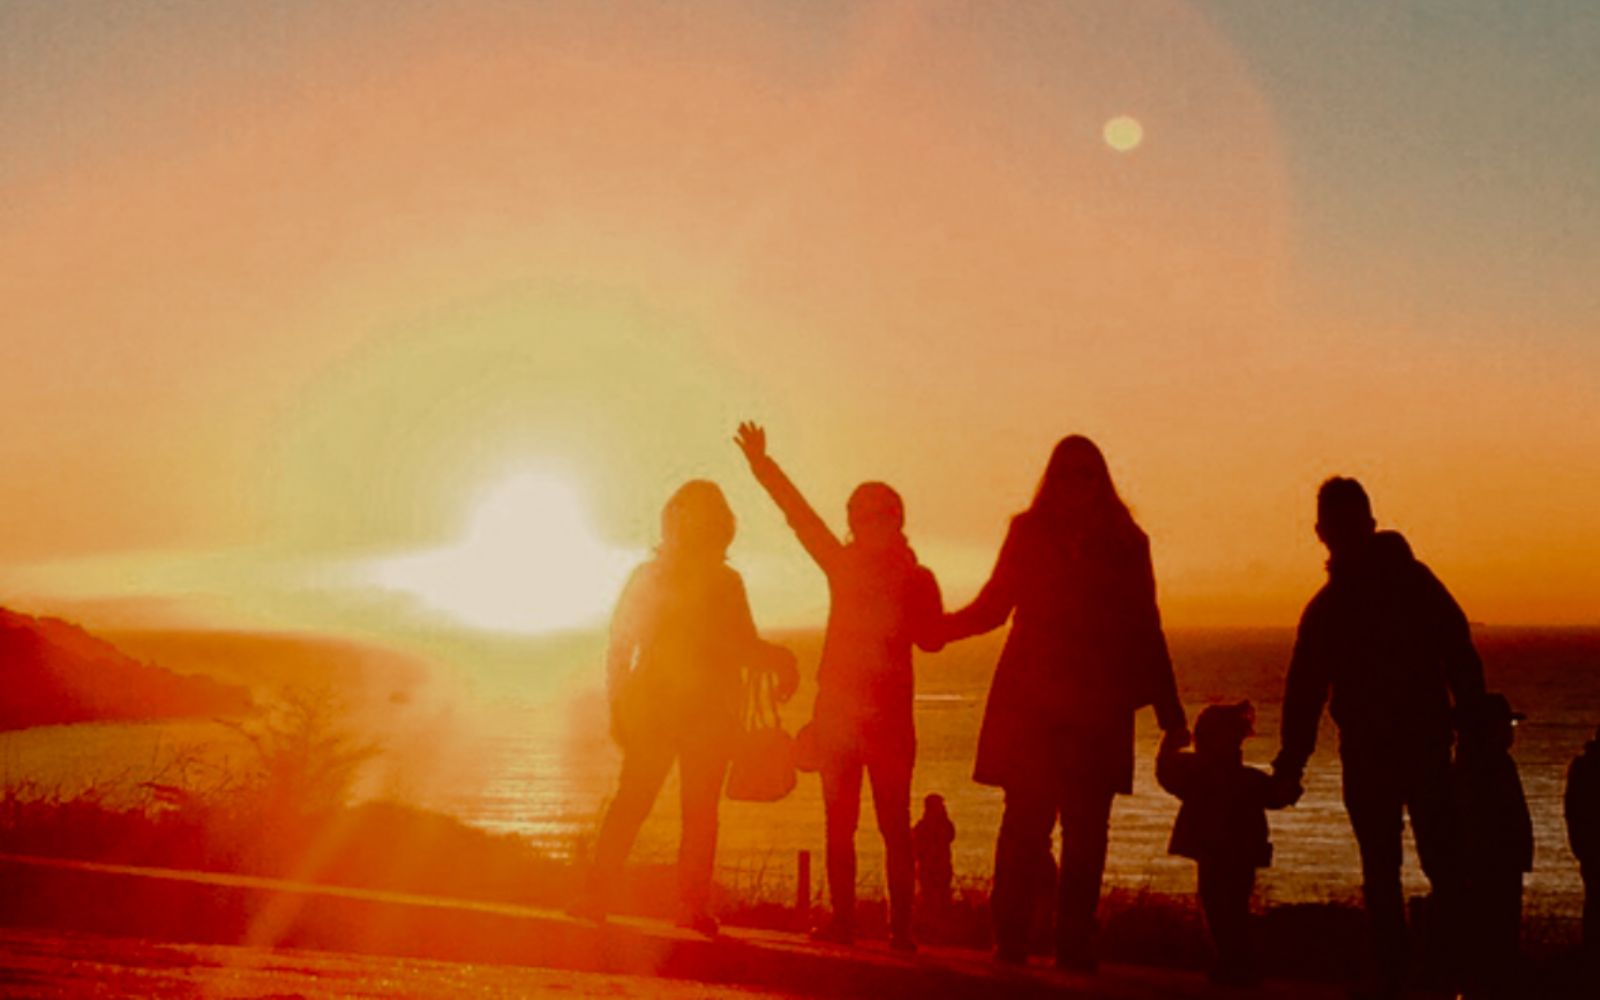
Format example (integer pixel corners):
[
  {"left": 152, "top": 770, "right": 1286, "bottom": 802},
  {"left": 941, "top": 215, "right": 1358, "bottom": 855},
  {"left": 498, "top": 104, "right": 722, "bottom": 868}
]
[{"left": 735, "top": 422, "right": 943, "bottom": 951}]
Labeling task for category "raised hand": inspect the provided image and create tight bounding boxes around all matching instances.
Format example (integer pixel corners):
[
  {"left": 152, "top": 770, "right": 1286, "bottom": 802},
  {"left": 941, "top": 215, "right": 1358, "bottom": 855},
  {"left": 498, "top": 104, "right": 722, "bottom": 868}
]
[{"left": 734, "top": 421, "right": 767, "bottom": 465}]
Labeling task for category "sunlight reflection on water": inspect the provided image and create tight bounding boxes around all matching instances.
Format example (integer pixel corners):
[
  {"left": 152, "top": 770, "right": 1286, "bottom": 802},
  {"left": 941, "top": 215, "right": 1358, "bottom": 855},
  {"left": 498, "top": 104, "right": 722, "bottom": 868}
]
[
  {"left": 4, "top": 628, "right": 1593, "bottom": 920},
  {"left": 427, "top": 628, "right": 1599, "bottom": 918}
]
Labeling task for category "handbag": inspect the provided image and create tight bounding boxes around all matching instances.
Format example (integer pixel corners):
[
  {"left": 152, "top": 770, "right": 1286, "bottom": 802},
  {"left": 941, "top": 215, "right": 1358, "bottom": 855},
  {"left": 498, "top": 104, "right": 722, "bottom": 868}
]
[
  {"left": 792, "top": 720, "right": 822, "bottom": 774},
  {"left": 725, "top": 668, "right": 797, "bottom": 802}
]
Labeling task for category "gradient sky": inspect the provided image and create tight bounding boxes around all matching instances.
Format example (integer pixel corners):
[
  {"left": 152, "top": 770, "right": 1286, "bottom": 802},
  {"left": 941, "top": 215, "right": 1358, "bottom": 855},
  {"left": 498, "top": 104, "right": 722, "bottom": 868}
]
[{"left": 2, "top": 0, "right": 1596, "bottom": 634}]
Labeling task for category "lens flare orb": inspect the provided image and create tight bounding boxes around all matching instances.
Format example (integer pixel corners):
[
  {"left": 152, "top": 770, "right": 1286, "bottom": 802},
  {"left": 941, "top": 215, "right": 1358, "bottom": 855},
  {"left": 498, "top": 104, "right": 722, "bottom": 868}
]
[{"left": 1103, "top": 115, "right": 1144, "bottom": 152}]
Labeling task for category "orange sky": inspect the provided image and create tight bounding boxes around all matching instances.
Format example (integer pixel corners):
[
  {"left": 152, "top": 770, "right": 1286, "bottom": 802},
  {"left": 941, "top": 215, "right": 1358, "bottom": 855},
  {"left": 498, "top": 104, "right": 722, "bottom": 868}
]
[{"left": 2, "top": 1, "right": 1596, "bottom": 633}]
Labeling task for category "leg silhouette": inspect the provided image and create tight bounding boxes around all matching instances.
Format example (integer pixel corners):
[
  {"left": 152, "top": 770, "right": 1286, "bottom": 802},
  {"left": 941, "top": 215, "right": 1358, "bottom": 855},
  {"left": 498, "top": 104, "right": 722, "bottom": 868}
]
[
  {"left": 590, "top": 739, "right": 675, "bottom": 909},
  {"left": 820, "top": 750, "right": 865, "bottom": 938},
  {"left": 867, "top": 751, "right": 915, "bottom": 942},
  {"left": 1056, "top": 787, "right": 1114, "bottom": 969},
  {"left": 992, "top": 785, "right": 1055, "bottom": 961},
  {"left": 677, "top": 743, "right": 730, "bottom": 919}
]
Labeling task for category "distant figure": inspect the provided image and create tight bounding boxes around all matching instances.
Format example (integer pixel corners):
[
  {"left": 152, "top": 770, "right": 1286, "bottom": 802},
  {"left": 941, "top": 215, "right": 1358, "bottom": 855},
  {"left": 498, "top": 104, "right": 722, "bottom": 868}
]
[
  {"left": 580, "top": 480, "right": 797, "bottom": 935},
  {"left": 913, "top": 793, "right": 957, "bottom": 910},
  {"left": 1566, "top": 726, "right": 1600, "bottom": 955},
  {"left": 1451, "top": 693, "right": 1532, "bottom": 999},
  {"left": 735, "top": 422, "right": 944, "bottom": 951},
  {"left": 1157, "top": 701, "right": 1298, "bottom": 988},
  {"left": 1273, "top": 479, "right": 1485, "bottom": 997},
  {"left": 941, "top": 436, "right": 1189, "bottom": 971}
]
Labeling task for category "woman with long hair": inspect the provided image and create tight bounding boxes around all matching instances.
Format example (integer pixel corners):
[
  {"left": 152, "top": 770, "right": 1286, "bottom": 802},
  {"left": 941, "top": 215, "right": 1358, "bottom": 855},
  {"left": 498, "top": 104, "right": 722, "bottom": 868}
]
[
  {"left": 735, "top": 422, "right": 943, "bottom": 950},
  {"left": 583, "top": 479, "right": 796, "bottom": 935},
  {"left": 943, "top": 436, "right": 1188, "bottom": 969}
]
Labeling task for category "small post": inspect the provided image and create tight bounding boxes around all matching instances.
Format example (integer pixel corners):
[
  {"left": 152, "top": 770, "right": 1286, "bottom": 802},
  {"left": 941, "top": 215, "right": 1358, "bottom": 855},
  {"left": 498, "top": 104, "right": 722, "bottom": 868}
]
[{"left": 796, "top": 849, "right": 811, "bottom": 929}]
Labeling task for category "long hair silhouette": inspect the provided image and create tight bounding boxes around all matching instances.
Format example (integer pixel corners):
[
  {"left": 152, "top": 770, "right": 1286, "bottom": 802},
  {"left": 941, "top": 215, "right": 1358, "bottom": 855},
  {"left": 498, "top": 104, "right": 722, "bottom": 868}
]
[
  {"left": 1029, "top": 435, "right": 1137, "bottom": 535},
  {"left": 943, "top": 433, "right": 1185, "bottom": 970}
]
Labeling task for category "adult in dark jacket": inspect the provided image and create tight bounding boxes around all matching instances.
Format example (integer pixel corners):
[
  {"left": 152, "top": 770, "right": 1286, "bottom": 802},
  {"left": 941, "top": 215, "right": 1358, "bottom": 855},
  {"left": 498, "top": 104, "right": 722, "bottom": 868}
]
[
  {"left": 1272, "top": 478, "right": 1484, "bottom": 996},
  {"left": 736, "top": 422, "right": 944, "bottom": 949},
  {"left": 942, "top": 435, "right": 1188, "bottom": 970},
  {"left": 584, "top": 480, "right": 797, "bottom": 935},
  {"left": 1566, "top": 726, "right": 1600, "bottom": 953}
]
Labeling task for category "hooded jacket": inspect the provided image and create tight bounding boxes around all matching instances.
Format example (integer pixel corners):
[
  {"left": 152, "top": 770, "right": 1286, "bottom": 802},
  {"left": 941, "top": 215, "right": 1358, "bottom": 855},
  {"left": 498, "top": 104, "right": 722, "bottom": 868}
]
[
  {"left": 1157, "top": 746, "right": 1297, "bottom": 867},
  {"left": 1276, "top": 530, "right": 1485, "bottom": 775},
  {"left": 748, "top": 455, "right": 943, "bottom": 755}
]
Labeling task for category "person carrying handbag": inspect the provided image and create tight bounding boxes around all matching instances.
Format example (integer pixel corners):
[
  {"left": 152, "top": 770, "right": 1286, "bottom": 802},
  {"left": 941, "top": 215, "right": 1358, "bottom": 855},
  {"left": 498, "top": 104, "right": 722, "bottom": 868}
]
[
  {"left": 727, "top": 662, "right": 800, "bottom": 803},
  {"left": 579, "top": 480, "right": 797, "bottom": 936}
]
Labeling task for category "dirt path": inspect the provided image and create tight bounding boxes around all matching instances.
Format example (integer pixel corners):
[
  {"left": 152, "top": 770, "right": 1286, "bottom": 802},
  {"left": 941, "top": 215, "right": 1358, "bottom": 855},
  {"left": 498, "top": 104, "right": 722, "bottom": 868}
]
[
  {"left": 0, "top": 929, "right": 809, "bottom": 999},
  {"left": 0, "top": 854, "right": 1351, "bottom": 998}
]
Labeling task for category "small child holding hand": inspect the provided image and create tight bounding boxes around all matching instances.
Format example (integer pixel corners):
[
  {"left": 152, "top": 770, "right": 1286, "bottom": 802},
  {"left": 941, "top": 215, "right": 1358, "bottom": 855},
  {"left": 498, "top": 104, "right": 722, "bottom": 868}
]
[
  {"left": 1452, "top": 692, "right": 1533, "bottom": 998},
  {"left": 1157, "top": 701, "right": 1299, "bottom": 988}
]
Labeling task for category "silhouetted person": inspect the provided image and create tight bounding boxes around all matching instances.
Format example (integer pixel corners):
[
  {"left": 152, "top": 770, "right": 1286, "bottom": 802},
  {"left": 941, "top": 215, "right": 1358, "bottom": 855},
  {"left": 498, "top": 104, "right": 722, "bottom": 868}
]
[
  {"left": 1158, "top": 701, "right": 1298, "bottom": 988},
  {"left": 942, "top": 436, "right": 1188, "bottom": 970},
  {"left": 1567, "top": 725, "right": 1600, "bottom": 956},
  {"left": 1273, "top": 479, "right": 1484, "bottom": 997},
  {"left": 580, "top": 480, "right": 797, "bottom": 935},
  {"left": 735, "top": 422, "right": 943, "bottom": 951},
  {"left": 1451, "top": 693, "right": 1532, "bottom": 999},
  {"left": 913, "top": 793, "right": 956, "bottom": 910}
]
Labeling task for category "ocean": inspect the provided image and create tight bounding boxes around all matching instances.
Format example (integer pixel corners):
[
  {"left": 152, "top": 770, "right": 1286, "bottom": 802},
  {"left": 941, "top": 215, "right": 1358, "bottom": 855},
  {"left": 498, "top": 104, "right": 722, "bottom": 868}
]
[
  {"left": 435, "top": 626, "right": 1600, "bottom": 919},
  {"left": 4, "top": 626, "right": 1596, "bottom": 920}
]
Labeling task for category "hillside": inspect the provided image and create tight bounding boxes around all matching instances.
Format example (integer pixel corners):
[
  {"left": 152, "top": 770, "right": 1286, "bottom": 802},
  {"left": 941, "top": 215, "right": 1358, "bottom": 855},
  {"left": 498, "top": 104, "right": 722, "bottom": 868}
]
[{"left": 0, "top": 608, "right": 251, "bottom": 730}]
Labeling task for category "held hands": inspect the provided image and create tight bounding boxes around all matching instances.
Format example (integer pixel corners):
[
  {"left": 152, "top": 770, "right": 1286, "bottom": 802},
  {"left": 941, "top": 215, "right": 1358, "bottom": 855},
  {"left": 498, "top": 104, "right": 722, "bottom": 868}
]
[
  {"left": 1270, "top": 759, "right": 1306, "bottom": 806},
  {"left": 1158, "top": 726, "right": 1192, "bottom": 757},
  {"left": 734, "top": 421, "right": 768, "bottom": 466}
]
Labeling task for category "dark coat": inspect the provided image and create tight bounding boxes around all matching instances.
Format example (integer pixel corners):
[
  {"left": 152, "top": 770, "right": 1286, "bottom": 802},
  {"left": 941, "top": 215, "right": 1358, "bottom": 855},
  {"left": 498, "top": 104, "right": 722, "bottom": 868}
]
[
  {"left": 1453, "top": 748, "right": 1533, "bottom": 874},
  {"left": 1566, "top": 740, "right": 1600, "bottom": 862},
  {"left": 1157, "top": 749, "right": 1295, "bottom": 868},
  {"left": 1277, "top": 531, "right": 1485, "bottom": 774},
  {"left": 951, "top": 511, "right": 1184, "bottom": 794}
]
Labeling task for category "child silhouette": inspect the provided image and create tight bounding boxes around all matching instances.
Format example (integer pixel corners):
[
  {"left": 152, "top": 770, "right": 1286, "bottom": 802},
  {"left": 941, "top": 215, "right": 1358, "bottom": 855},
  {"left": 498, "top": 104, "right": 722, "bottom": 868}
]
[
  {"left": 913, "top": 793, "right": 956, "bottom": 910},
  {"left": 1567, "top": 724, "right": 1600, "bottom": 956},
  {"left": 1157, "top": 701, "right": 1298, "bottom": 987},
  {"left": 1452, "top": 692, "right": 1532, "bottom": 998}
]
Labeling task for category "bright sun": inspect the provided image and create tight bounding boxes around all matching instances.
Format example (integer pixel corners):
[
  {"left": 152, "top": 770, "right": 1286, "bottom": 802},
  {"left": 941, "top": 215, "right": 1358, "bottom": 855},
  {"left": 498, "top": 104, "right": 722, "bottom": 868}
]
[{"left": 369, "top": 471, "right": 638, "bottom": 634}]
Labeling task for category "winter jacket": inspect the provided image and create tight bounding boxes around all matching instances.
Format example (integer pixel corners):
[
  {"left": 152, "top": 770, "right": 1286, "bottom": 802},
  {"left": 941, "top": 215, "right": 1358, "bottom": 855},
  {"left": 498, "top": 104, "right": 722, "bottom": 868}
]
[
  {"left": 748, "top": 455, "right": 943, "bottom": 756},
  {"left": 1277, "top": 530, "right": 1485, "bottom": 776},
  {"left": 1157, "top": 749, "right": 1296, "bottom": 868}
]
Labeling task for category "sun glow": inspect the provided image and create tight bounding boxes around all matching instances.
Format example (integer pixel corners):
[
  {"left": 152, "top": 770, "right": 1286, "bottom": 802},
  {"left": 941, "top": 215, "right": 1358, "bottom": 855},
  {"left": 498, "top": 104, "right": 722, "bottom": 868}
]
[{"left": 369, "top": 471, "right": 638, "bottom": 634}]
